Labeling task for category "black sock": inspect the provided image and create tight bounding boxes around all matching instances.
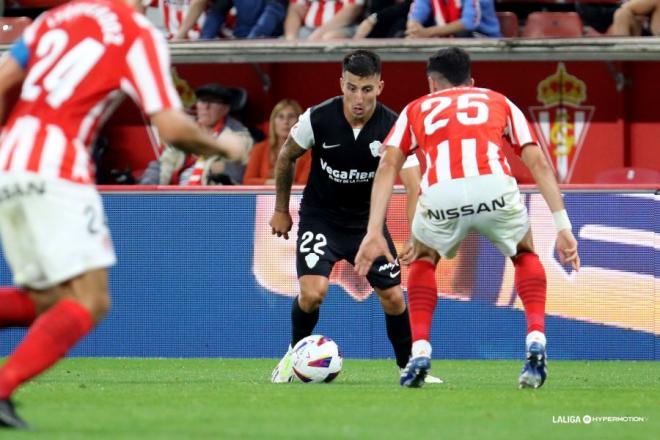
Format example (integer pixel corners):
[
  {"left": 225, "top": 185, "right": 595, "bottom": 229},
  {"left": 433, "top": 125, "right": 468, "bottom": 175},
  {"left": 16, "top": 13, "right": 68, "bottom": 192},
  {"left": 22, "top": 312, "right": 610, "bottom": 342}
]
[
  {"left": 385, "top": 307, "right": 412, "bottom": 368},
  {"left": 291, "top": 296, "right": 319, "bottom": 347}
]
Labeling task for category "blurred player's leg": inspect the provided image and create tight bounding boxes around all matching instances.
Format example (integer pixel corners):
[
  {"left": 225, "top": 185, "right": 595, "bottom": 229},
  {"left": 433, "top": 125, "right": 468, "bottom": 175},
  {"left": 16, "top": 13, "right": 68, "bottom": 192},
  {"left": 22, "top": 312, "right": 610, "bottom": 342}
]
[
  {"left": 0, "top": 399, "right": 29, "bottom": 430},
  {"left": 272, "top": 276, "right": 327, "bottom": 383},
  {"left": 513, "top": 232, "right": 548, "bottom": 388},
  {"left": 0, "top": 269, "right": 110, "bottom": 424},
  {"left": 0, "top": 287, "right": 36, "bottom": 328}
]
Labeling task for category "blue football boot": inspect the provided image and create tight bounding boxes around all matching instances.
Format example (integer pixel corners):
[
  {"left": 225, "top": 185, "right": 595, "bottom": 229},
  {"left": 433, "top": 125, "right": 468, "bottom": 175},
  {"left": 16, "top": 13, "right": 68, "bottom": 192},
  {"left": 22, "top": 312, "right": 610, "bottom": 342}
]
[
  {"left": 518, "top": 341, "right": 548, "bottom": 389},
  {"left": 400, "top": 356, "right": 431, "bottom": 388}
]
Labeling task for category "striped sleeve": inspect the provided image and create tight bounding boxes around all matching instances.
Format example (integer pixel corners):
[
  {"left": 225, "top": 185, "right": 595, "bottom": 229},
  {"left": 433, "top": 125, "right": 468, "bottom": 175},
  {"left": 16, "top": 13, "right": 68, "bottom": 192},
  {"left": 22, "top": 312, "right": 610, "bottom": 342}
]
[
  {"left": 123, "top": 14, "right": 181, "bottom": 115},
  {"left": 384, "top": 104, "right": 415, "bottom": 155},
  {"left": 505, "top": 97, "right": 537, "bottom": 151}
]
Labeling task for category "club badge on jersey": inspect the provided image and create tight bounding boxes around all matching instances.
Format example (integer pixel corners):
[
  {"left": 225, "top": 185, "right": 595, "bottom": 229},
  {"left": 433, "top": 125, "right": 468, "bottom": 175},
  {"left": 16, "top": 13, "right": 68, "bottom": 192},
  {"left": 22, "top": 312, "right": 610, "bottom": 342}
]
[{"left": 369, "top": 140, "right": 382, "bottom": 158}]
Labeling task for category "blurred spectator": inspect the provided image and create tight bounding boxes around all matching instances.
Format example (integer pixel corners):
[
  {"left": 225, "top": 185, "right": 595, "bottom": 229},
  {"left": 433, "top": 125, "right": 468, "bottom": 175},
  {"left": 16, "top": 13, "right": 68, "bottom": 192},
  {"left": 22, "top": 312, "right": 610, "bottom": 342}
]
[
  {"left": 576, "top": 1, "right": 619, "bottom": 34},
  {"left": 285, "top": 0, "right": 365, "bottom": 40},
  {"left": 244, "top": 99, "right": 311, "bottom": 185},
  {"left": 159, "top": 0, "right": 206, "bottom": 40},
  {"left": 174, "top": 0, "right": 287, "bottom": 40},
  {"left": 611, "top": 0, "right": 660, "bottom": 36},
  {"left": 141, "top": 84, "right": 253, "bottom": 185},
  {"left": 354, "top": 0, "right": 411, "bottom": 38},
  {"left": 406, "top": 0, "right": 501, "bottom": 38},
  {"left": 246, "top": 0, "right": 288, "bottom": 37}
]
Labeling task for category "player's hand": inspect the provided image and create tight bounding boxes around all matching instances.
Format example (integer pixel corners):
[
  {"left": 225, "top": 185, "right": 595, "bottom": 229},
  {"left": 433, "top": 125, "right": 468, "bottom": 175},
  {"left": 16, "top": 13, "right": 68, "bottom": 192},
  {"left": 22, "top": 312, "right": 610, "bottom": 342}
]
[
  {"left": 355, "top": 232, "right": 395, "bottom": 277},
  {"left": 269, "top": 210, "right": 293, "bottom": 240},
  {"left": 398, "top": 238, "right": 415, "bottom": 265},
  {"left": 556, "top": 229, "right": 580, "bottom": 271}
]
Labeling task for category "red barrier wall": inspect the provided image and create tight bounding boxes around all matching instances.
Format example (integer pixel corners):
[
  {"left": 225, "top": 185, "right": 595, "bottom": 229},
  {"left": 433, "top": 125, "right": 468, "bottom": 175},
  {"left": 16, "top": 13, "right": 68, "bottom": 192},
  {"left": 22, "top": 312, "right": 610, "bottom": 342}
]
[{"left": 102, "top": 61, "right": 660, "bottom": 183}]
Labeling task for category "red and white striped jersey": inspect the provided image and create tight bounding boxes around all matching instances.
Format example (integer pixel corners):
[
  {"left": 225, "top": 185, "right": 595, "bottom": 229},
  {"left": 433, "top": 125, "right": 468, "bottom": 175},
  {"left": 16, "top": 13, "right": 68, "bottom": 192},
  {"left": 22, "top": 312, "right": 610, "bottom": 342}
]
[
  {"left": 291, "top": 0, "right": 364, "bottom": 29},
  {"left": 159, "top": 0, "right": 204, "bottom": 40},
  {"left": 0, "top": 0, "right": 181, "bottom": 184},
  {"left": 385, "top": 86, "right": 538, "bottom": 191}
]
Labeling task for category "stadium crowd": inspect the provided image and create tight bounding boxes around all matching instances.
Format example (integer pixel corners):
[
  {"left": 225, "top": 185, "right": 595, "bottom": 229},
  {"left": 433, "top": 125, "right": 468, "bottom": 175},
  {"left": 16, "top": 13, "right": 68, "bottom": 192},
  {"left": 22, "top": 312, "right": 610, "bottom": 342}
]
[
  {"left": 0, "top": 0, "right": 658, "bottom": 188},
  {"left": 4, "top": 1, "right": 659, "bottom": 41}
]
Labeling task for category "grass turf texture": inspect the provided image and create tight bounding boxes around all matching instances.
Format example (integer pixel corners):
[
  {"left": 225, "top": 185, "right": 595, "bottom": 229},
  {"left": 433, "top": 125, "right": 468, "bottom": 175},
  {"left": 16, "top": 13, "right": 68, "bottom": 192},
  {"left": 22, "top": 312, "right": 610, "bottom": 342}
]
[{"left": 5, "top": 359, "right": 657, "bottom": 439}]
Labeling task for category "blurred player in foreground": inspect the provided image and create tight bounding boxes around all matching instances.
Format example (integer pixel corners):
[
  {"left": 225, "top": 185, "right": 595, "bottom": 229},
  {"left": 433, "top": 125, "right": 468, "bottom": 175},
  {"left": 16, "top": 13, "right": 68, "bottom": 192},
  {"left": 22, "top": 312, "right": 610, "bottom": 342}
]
[
  {"left": 0, "top": 0, "right": 242, "bottom": 429},
  {"left": 355, "top": 47, "right": 580, "bottom": 388}
]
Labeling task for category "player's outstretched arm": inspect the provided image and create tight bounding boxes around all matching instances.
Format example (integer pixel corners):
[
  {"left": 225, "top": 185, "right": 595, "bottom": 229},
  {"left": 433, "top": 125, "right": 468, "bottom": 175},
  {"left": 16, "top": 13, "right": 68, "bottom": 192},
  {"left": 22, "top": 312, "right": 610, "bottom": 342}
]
[
  {"left": 0, "top": 54, "right": 26, "bottom": 122},
  {"left": 269, "top": 135, "right": 307, "bottom": 240},
  {"left": 521, "top": 144, "right": 580, "bottom": 271},
  {"left": 355, "top": 146, "right": 405, "bottom": 275},
  {"left": 150, "top": 109, "right": 243, "bottom": 160}
]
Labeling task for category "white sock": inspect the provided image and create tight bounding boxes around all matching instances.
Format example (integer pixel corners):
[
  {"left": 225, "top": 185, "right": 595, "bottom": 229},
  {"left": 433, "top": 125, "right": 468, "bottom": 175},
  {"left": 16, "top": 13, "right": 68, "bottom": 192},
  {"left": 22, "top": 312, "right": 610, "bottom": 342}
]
[
  {"left": 526, "top": 330, "right": 546, "bottom": 349},
  {"left": 412, "top": 340, "right": 432, "bottom": 358}
]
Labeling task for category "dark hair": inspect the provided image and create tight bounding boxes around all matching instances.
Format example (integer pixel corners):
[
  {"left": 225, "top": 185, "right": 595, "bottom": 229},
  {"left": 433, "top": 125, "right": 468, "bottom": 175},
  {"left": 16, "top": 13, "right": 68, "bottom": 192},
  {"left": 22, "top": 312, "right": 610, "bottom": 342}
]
[
  {"left": 342, "top": 50, "right": 381, "bottom": 77},
  {"left": 427, "top": 47, "right": 471, "bottom": 86}
]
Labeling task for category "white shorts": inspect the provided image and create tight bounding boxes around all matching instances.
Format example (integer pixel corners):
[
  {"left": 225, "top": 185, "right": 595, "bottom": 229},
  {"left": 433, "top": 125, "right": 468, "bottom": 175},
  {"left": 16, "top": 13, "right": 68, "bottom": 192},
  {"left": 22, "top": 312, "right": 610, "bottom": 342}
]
[
  {"left": 0, "top": 172, "right": 116, "bottom": 289},
  {"left": 412, "top": 174, "right": 529, "bottom": 259}
]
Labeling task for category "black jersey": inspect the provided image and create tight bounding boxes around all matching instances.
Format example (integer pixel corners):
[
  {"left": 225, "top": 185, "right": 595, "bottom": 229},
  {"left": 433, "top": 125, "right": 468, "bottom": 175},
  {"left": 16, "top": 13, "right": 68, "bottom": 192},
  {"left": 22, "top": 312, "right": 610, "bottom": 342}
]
[{"left": 292, "top": 96, "right": 398, "bottom": 228}]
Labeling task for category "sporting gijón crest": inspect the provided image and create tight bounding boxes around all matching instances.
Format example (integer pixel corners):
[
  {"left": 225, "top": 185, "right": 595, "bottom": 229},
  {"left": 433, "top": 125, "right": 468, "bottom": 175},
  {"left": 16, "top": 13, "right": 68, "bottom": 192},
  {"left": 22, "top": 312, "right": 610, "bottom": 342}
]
[{"left": 528, "top": 63, "right": 594, "bottom": 183}]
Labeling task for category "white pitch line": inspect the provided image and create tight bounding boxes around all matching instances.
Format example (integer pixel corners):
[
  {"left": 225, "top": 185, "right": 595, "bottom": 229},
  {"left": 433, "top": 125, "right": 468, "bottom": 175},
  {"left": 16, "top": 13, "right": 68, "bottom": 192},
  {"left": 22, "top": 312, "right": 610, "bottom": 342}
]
[{"left": 579, "top": 225, "right": 659, "bottom": 250}]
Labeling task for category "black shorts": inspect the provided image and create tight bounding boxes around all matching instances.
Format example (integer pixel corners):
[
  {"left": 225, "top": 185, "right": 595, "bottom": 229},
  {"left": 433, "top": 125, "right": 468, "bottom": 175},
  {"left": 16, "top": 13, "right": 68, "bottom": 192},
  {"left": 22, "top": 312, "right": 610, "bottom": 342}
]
[{"left": 296, "top": 214, "right": 401, "bottom": 290}]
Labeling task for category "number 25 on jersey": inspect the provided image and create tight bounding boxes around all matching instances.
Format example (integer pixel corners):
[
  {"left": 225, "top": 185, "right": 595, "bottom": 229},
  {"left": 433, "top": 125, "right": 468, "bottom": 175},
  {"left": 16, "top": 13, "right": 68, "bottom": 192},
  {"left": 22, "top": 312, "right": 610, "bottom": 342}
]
[{"left": 422, "top": 93, "right": 490, "bottom": 135}]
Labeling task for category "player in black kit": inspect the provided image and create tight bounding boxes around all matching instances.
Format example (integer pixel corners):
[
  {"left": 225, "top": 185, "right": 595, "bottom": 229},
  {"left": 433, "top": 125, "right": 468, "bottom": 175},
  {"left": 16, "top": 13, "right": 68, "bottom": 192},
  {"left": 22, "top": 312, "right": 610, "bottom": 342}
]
[{"left": 269, "top": 50, "right": 440, "bottom": 384}]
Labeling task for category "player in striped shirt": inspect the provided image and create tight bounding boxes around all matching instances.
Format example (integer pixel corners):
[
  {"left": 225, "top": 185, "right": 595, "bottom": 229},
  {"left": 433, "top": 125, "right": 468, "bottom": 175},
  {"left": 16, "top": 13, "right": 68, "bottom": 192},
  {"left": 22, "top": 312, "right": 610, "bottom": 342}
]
[
  {"left": 355, "top": 47, "right": 580, "bottom": 389},
  {"left": 0, "top": 0, "right": 242, "bottom": 429}
]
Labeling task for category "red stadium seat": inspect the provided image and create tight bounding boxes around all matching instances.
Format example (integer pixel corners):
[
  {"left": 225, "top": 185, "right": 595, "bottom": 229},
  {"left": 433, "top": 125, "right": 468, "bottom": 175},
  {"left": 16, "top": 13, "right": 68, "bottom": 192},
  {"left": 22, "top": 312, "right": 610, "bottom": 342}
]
[
  {"left": 522, "top": 12, "right": 584, "bottom": 38},
  {"left": 497, "top": 12, "right": 520, "bottom": 38},
  {"left": 595, "top": 167, "right": 660, "bottom": 184},
  {"left": 0, "top": 17, "right": 32, "bottom": 44}
]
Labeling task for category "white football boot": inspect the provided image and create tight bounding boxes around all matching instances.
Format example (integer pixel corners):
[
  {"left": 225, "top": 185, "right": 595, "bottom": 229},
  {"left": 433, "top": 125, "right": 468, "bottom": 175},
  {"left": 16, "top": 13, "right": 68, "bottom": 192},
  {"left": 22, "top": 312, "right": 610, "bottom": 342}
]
[{"left": 271, "top": 345, "right": 294, "bottom": 383}]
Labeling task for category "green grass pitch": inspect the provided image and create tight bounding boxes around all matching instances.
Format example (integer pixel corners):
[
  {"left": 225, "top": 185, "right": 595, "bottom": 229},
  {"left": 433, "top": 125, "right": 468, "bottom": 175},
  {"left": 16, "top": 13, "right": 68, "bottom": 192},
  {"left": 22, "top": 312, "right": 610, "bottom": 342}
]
[{"left": 5, "top": 358, "right": 658, "bottom": 439}]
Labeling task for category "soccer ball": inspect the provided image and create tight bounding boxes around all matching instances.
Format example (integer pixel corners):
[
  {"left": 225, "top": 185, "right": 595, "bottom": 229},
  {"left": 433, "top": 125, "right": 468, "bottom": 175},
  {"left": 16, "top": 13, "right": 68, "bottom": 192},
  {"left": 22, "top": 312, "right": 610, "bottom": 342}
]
[{"left": 291, "top": 335, "right": 342, "bottom": 383}]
